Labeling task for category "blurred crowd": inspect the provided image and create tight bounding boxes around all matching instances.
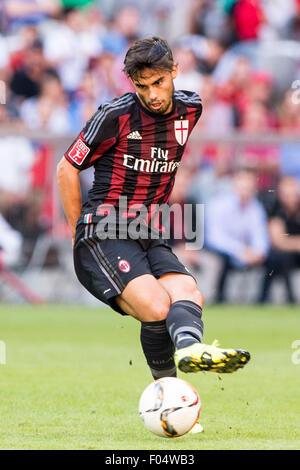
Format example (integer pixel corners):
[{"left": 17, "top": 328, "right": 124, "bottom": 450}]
[{"left": 1, "top": 0, "right": 300, "bottom": 303}]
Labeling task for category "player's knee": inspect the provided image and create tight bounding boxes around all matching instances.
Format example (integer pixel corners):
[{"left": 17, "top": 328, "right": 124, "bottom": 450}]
[
  {"left": 181, "top": 279, "right": 204, "bottom": 308},
  {"left": 192, "top": 288, "right": 204, "bottom": 308},
  {"left": 147, "top": 299, "right": 171, "bottom": 322}
]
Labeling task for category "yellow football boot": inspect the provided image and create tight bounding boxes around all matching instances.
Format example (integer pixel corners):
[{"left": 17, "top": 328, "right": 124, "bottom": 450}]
[{"left": 174, "top": 340, "right": 250, "bottom": 374}]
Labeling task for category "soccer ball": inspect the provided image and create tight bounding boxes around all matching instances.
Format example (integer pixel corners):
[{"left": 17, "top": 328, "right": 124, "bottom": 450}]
[{"left": 139, "top": 377, "right": 201, "bottom": 438}]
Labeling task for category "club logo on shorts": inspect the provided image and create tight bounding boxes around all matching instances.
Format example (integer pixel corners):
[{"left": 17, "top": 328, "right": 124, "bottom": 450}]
[
  {"left": 118, "top": 259, "right": 131, "bottom": 273},
  {"left": 68, "top": 138, "right": 90, "bottom": 165},
  {"left": 174, "top": 120, "right": 189, "bottom": 146}
]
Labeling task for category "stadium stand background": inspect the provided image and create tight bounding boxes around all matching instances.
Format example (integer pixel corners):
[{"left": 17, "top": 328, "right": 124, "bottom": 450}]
[{"left": 1, "top": 0, "right": 300, "bottom": 304}]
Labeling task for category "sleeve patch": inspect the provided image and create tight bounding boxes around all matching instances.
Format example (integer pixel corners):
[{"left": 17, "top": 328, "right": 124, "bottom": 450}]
[{"left": 68, "top": 138, "right": 90, "bottom": 165}]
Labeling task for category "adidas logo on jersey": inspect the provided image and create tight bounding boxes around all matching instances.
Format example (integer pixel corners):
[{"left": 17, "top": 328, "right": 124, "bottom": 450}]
[{"left": 127, "top": 130, "right": 142, "bottom": 140}]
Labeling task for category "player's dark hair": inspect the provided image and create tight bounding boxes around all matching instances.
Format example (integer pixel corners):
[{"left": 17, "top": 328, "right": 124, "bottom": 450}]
[{"left": 123, "top": 37, "right": 175, "bottom": 79}]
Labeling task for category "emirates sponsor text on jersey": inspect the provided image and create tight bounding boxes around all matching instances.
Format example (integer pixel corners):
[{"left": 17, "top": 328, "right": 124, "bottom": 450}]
[{"left": 123, "top": 154, "right": 180, "bottom": 173}]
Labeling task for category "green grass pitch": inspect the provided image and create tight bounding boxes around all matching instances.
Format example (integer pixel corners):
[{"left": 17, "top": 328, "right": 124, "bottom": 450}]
[{"left": 0, "top": 303, "right": 299, "bottom": 450}]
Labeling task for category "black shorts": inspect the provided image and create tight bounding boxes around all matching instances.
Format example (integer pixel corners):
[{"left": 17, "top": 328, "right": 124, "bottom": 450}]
[{"left": 73, "top": 223, "right": 193, "bottom": 315}]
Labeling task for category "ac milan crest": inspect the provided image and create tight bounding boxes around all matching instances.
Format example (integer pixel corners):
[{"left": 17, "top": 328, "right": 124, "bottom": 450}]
[
  {"left": 174, "top": 120, "right": 189, "bottom": 146},
  {"left": 68, "top": 138, "right": 90, "bottom": 165},
  {"left": 118, "top": 259, "right": 131, "bottom": 273}
]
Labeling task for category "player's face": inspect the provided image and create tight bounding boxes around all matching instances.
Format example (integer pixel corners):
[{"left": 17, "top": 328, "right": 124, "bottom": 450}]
[{"left": 132, "top": 66, "right": 178, "bottom": 115}]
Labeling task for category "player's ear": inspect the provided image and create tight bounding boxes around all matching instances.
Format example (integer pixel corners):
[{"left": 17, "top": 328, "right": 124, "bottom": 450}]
[{"left": 171, "top": 65, "right": 178, "bottom": 80}]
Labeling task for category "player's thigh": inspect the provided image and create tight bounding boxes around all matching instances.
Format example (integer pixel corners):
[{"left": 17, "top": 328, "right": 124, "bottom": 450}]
[
  {"left": 74, "top": 225, "right": 164, "bottom": 317},
  {"left": 158, "top": 272, "right": 204, "bottom": 307},
  {"left": 147, "top": 240, "right": 204, "bottom": 307},
  {"left": 116, "top": 274, "right": 171, "bottom": 322}
]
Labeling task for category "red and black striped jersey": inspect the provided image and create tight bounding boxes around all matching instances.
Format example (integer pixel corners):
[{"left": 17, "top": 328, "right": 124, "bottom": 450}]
[{"left": 64, "top": 90, "right": 202, "bottom": 225}]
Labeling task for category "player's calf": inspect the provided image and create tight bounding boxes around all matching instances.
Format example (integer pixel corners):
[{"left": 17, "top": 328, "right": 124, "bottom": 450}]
[
  {"left": 140, "top": 320, "right": 176, "bottom": 380},
  {"left": 166, "top": 300, "right": 204, "bottom": 350}
]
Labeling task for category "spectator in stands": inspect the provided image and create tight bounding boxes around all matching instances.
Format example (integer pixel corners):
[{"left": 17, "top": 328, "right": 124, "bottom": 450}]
[
  {"left": 278, "top": 89, "right": 300, "bottom": 185},
  {"left": 5, "top": 24, "right": 39, "bottom": 69},
  {"left": 188, "top": 0, "right": 231, "bottom": 43},
  {"left": 261, "top": 0, "right": 296, "bottom": 39},
  {"left": 239, "top": 101, "right": 279, "bottom": 191},
  {"left": 229, "top": 0, "right": 265, "bottom": 42},
  {"left": 0, "top": 136, "right": 35, "bottom": 203},
  {"left": 259, "top": 176, "right": 300, "bottom": 304},
  {"left": 0, "top": 212, "right": 23, "bottom": 267},
  {"left": 0, "top": 74, "right": 23, "bottom": 126},
  {"left": 173, "top": 44, "right": 203, "bottom": 92},
  {"left": 205, "top": 167, "right": 269, "bottom": 302},
  {"left": 10, "top": 38, "right": 51, "bottom": 100},
  {"left": 100, "top": 5, "right": 140, "bottom": 56},
  {"left": 176, "top": 34, "right": 226, "bottom": 75},
  {"left": 20, "top": 71, "right": 71, "bottom": 134},
  {"left": 215, "top": 56, "right": 251, "bottom": 121},
  {"left": 167, "top": 165, "right": 203, "bottom": 275},
  {"left": 109, "top": 51, "right": 136, "bottom": 97},
  {"left": 187, "top": 74, "right": 235, "bottom": 195},
  {"left": 93, "top": 6, "right": 141, "bottom": 98},
  {"left": 2, "top": 0, "right": 61, "bottom": 32},
  {"left": 0, "top": 34, "right": 9, "bottom": 69},
  {"left": 68, "top": 69, "right": 101, "bottom": 132},
  {"left": 42, "top": 6, "right": 101, "bottom": 94},
  {"left": 236, "top": 71, "right": 274, "bottom": 121},
  {"left": 197, "top": 74, "right": 235, "bottom": 135},
  {"left": 91, "top": 48, "right": 121, "bottom": 101},
  {"left": 287, "top": 0, "right": 300, "bottom": 40}
]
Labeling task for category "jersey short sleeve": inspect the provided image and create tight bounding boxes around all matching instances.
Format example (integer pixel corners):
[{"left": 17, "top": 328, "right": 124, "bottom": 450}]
[
  {"left": 174, "top": 89, "right": 203, "bottom": 128},
  {"left": 64, "top": 101, "right": 119, "bottom": 170},
  {"left": 174, "top": 90, "right": 202, "bottom": 109}
]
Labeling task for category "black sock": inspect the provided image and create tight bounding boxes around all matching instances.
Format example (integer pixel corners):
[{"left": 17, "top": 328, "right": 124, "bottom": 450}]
[
  {"left": 140, "top": 320, "right": 177, "bottom": 380},
  {"left": 166, "top": 300, "right": 204, "bottom": 350}
]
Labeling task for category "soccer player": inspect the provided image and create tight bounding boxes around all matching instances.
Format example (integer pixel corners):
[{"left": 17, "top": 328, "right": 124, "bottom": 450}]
[{"left": 57, "top": 37, "right": 250, "bottom": 383}]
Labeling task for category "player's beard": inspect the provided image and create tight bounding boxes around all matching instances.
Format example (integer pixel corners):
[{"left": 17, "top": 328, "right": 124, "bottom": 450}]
[{"left": 139, "top": 83, "right": 174, "bottom": 115}]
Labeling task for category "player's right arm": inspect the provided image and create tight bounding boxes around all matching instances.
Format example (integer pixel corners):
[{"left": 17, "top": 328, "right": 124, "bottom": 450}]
[
  {"left": 56, "top": 158, "right": 81, "bottom": 247},
  {"left": 56, "top": 98, "right": 121, "bottom": 246}
]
